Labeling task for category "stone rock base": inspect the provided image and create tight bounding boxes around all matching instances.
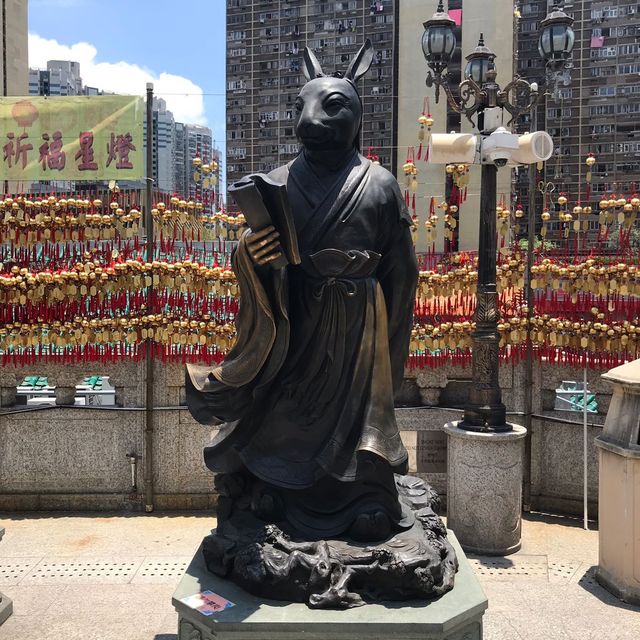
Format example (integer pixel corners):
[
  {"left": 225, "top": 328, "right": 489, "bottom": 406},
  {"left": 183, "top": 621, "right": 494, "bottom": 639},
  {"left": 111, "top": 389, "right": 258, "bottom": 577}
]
[
  {"left": 172, "top": 531, "right": 487, "bottom": 640},
  {"left": 201, "top": 475, "right": 458, "bottom": 608}
]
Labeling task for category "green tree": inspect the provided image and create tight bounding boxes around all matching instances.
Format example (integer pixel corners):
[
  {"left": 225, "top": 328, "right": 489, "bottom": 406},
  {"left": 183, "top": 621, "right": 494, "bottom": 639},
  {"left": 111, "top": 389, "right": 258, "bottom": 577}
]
[{"left": 606, "top": 226, "right": 640, "bottom": 251}]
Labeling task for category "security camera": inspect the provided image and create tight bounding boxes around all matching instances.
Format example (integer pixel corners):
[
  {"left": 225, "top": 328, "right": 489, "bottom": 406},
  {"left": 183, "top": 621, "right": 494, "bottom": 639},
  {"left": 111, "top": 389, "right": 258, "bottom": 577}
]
[
  {"left": 426, "top": 127, "right": 553, "bottom": 169},
  {"left": 480, "top": 127, "right": 554, "bottom": 167},
  {"left": 480, "top": 127, "right": 519, "bottom": 167}
]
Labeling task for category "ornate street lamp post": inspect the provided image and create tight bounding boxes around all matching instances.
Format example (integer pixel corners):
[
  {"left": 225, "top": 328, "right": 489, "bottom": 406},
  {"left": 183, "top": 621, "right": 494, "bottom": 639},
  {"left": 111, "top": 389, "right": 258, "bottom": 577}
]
[
  {"left": 422, "top": 1, "right": 574, "bottom": 432},
  {"left": 538, "top": 5, "right": 576, "bottom": 96}
]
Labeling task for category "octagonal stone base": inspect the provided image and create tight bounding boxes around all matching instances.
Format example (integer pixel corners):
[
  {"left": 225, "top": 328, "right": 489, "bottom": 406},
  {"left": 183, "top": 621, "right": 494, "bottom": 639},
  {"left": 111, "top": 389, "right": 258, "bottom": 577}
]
[
  {"left": 0, "top": 528, "right": 12, "bottom": 625},
  {"left": 172, "top": 531, "right": 486, "bottom": 640},
  {"left": 0, "top": 594, "right": 12, "bottom": 627}
]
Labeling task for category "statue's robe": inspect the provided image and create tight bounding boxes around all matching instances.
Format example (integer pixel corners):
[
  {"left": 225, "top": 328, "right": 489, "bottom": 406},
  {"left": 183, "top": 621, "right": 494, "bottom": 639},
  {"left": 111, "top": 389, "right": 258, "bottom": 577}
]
[{"left": 187, "top": 149, "right": 418, "bottom": 538}]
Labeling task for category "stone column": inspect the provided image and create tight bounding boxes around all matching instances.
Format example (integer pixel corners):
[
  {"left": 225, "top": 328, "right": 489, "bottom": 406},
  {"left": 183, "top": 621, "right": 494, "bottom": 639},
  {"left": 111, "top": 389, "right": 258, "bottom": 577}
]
[
  {"left": 595, "top": 359, "right": 640, "bottom": 605},
  {"left": 0, "top": 385, "right": 17, "bottom": 408},
  {"left": 49, "top": 371, "right": 79, "bottom": 406},
  {"left": 419, "top": 387, "right": 441, "bottom": 406},
  {"left": 54, "top": 385, "right": 77, "bottom": 406},
  {"left": 0, "top": 371, "right": 17, "bottom": 408},
  {"left": 444, "top": 421, "right": 527, "bottom": 555}
]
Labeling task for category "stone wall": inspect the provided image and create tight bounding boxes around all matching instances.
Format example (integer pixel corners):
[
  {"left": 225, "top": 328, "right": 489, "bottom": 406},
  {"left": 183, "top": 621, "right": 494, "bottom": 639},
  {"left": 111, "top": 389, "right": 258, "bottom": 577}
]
[
  {"left": 405, "top": 359, "right": 613, "bottom": 416},
  {"left": 0, "top": 359, "right": 610, "bottom": 516},
  {"left": 0, "top": 361, "right": 216, "bottom": 511},
  {"left": 403, "top": 361, "right": 607, "bottom": 516},
  {"left": 529, "top": 413, "right": 602, "bottom": 516}
]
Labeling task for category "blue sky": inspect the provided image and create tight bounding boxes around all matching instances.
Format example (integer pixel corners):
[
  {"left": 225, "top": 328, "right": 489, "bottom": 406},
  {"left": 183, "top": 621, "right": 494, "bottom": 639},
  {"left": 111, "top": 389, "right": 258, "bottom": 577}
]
[{"left": 28, "top": 0, "right": 226, "bottom": 150}]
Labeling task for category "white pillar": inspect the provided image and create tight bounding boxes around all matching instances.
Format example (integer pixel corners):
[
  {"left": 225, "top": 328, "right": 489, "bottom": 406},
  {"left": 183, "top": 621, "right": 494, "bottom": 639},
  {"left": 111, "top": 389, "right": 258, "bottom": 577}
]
[{"left": 595, "top": 359, "right": 640, "bottom": 605}]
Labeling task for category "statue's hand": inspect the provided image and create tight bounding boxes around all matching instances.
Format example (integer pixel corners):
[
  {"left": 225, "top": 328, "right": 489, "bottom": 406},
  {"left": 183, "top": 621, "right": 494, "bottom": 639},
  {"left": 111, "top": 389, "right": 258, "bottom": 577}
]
[{"left": 246, "top": 226, "right": 283, "bottom": 267}]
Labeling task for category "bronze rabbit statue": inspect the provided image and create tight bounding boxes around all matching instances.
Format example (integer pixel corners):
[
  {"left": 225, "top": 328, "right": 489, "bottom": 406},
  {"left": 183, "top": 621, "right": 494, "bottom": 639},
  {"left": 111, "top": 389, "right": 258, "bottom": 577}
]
[{"left": 188, "top": 39, "right": 419, "bottom": 543}]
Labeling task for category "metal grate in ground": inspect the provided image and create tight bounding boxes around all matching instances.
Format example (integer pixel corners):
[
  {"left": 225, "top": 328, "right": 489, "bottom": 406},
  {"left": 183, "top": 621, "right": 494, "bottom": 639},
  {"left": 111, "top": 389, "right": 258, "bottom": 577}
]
[
  {"left": 21, "top": 559, "right": 142, "bottom": 584},
  {"left": 131, "top": 557, "right": 191, "bottom": 583},
  {"left": 575, "top": 565, "right": 598, "bottom": 587},
  {"left": 548, "top": 561, "right": 583, "bottom": 583},
  {"left": 0, "top": 559, "right": 41, "bottom": 586},
  {"left": 0, "top": 556, "right": 193, "bottom": 585},
  {"left": 468, "top": 555, "right": 549, "bottom": 579}
]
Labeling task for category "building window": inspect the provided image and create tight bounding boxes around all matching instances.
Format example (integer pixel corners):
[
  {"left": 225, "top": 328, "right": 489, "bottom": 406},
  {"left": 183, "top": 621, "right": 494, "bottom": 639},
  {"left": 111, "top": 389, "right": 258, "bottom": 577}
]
[
  {"left": 590, "top": 86, "right": 615, "bottom": 97},
  {"left": 547, "top": 107, "right": 572, "bottom": 119},
  {"left": 590, "top": 46, "right": 616, "bottom": 58},
  {"left": 589, "top": 105, "right": 615, "bottom": 116}
]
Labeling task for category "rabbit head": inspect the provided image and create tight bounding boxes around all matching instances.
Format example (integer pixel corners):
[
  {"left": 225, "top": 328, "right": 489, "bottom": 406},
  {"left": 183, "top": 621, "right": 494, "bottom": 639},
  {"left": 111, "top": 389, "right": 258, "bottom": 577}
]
[{"left": 295, "top": 40, "right": 374, "bottom": 153}]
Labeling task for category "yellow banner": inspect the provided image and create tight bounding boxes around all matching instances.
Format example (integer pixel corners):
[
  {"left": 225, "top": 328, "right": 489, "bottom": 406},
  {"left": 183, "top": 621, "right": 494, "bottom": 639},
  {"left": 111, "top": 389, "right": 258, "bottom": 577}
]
[{"left": 0, "top": 96, "right": 144, "bottom": 181}]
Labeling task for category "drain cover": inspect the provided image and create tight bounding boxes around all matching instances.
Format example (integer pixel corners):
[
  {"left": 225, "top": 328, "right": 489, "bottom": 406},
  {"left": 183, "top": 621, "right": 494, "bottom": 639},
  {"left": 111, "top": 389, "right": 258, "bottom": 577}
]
[
  {"left": 0, "top": 559, "right": 41, "bottom": 585},
  {"left": 131, "top": 557, "right": 191, "bottom": 583},
  {"left": 549, "top": 561, "right": 583, "bottom": 583},
  {"left": 469, "top": 555, "right": 549, "bottom": 579},
  {"left": 21, "top": 559, "right": 141, "bottom": 584}
]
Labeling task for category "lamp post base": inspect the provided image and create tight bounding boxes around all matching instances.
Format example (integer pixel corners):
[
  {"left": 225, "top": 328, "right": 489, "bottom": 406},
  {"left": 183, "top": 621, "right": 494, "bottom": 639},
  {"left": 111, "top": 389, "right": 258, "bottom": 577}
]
[
  {"left": 444, "top": 421, "right": 527, "bottom": 555},
  {"left": 459, "top": 408, "right": 511, "bottom": 433}
]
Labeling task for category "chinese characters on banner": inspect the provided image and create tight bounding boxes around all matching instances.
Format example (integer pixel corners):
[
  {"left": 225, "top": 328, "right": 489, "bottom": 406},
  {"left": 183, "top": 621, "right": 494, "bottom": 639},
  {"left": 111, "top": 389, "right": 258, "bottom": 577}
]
[{"left": 0, "top": 96, "right": 144, "bottom": 181}]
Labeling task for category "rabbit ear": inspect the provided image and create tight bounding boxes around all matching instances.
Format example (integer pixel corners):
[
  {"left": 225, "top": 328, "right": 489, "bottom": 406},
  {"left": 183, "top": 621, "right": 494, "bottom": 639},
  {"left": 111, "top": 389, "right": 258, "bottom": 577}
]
[
  {"left": 345, "top": 39, "right": 374, "bottom": 83},
  {"left": 302, "top": 47, "right": 325, "bottom": 81}
]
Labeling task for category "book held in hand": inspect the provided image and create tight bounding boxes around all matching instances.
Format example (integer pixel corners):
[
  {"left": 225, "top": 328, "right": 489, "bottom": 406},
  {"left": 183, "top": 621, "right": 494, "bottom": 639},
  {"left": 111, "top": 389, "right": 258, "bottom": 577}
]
[{"left": 228, "top": 173, "right": 301, "bottom": 268}]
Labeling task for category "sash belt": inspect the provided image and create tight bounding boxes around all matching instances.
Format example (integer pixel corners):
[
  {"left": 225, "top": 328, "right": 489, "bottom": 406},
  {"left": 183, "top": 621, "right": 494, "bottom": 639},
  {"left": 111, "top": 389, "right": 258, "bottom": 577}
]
[{"left": 312, "top": 276, "right": 358, "bottom": 301}]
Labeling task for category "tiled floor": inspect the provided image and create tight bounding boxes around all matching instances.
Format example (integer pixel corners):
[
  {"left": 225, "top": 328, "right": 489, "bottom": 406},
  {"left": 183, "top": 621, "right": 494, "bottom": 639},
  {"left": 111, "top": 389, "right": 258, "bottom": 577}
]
[{"left": 0, "top": 511, "right": 638, "bottom": 639}]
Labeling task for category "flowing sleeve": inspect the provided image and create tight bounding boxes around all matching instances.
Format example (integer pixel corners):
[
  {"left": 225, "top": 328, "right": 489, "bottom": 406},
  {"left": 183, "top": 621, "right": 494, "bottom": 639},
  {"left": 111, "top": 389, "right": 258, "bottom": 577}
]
[
  {"left": 376, "top": 180, "right": 418, "bottom": 396},
  {"left": 185, "top": 230, "right": 290, "bottom": 425}
]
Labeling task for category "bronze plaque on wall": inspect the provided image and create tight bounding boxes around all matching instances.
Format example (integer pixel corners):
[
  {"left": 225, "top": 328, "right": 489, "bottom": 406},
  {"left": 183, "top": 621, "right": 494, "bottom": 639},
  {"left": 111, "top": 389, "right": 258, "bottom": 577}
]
[{"left": 417, "top": 430, "right": 448, "bottom": 474}]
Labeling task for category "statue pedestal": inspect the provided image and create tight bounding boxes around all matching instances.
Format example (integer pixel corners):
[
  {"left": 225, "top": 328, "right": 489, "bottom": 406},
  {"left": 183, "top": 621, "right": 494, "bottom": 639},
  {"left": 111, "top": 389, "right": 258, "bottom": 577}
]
[
  {"left": 444, "top": 421, "right": 527, "bottom": 555},
  {"left": 172, "top": 531, "right": 487, "bottom": 640},
  {"left": 0, "top": 528, "right": 13, "bottom": 626},
  {"left": 595, "top": 359, "right": 640, "bottom": 605},
  {"left": 0, "top": 594, "right": 11, "bottom": 627}
]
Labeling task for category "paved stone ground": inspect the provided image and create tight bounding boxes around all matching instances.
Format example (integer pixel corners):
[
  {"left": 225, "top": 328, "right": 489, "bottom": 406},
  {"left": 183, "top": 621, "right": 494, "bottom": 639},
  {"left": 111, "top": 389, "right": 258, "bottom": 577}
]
[{"left": 0, "top": 511, "right": 638, "bottom": 640}]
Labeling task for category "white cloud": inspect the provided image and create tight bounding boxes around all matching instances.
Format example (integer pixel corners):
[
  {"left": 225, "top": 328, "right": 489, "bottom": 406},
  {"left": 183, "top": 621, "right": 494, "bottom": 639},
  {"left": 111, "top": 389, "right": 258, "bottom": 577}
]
[{"left": 28, "top": 33, "right": 207, "bottom": 126}]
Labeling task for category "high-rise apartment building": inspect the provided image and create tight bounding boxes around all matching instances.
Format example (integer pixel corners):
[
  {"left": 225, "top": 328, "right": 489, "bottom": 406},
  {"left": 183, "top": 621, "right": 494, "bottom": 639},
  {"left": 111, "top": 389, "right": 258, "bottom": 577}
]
[
  {"left": 517, "top": 0, "right": 640, "bottom": 238},
  {"left": 173, "top": 123, "right": 220, "bottom": 202},
  {"left": 49, "top": 60, "right": 82, "bottom": 95},
  {"left": 226, "top": 0, "right": 398, "bottom": 189},
  {"left": 28, "top": 69, "right": 53, "bottom": 96},
  {"left": 0, "top": 0, "right": 28, "bottom": 96},
  {"left": 29, "top": 61, "right": 105, "bottom": 96},
  {"left": 145, "top": 97, "right": 176, "bottom": 192},
  {"left": 396, "top": 0, "right": 515, "bottom": 252},
  {"left": 183, "top": 123, "right": 218, "bottom": 201},
  {"left": 173, "top": 122, "right": 188, "bottom": 197}
]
